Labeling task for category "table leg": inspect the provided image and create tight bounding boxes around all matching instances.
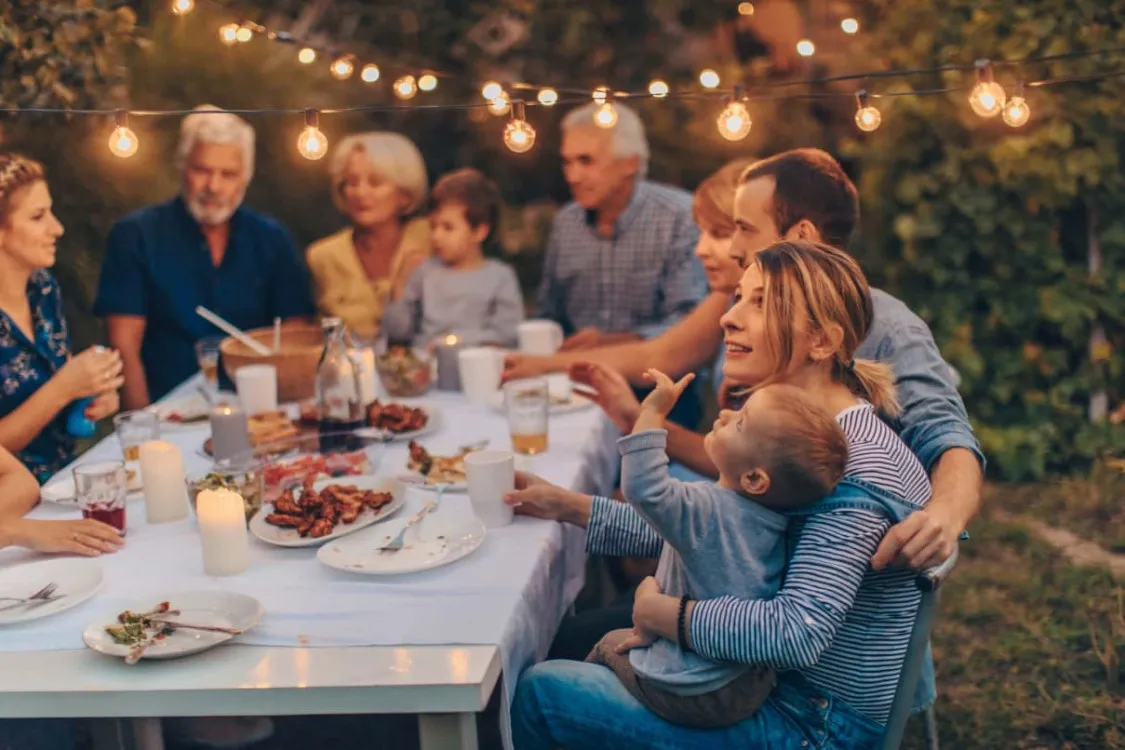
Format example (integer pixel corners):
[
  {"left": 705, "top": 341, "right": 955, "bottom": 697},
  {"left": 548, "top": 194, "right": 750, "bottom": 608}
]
[
  {"left": 417, "top": 713, "right": 478, "bottom": 750},
  {"left": 132, "top": 718, "right": 165, "bottom": 750}
]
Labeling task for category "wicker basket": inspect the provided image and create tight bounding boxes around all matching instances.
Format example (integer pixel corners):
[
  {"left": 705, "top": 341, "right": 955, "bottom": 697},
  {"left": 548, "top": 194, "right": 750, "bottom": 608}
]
[{"left": 220, "top": 323, "right": 324, "bottom": 403}]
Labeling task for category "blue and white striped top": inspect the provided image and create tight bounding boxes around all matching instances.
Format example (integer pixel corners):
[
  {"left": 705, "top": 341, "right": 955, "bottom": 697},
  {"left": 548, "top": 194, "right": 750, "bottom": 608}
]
[{"left": 586, "top": 402, "right": 932, "bottom": 724}]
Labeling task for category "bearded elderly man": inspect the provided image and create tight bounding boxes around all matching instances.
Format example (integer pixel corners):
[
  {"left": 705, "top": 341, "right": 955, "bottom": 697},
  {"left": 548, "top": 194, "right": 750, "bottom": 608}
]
[{"left": 95, "top": 105, "right": 314, "bottom": 408}]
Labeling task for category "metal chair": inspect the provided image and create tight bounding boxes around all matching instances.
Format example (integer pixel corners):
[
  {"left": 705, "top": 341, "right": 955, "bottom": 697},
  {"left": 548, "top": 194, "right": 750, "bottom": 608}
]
[{"left": 879, "top": 546, "right": 959, "bottom": 750}]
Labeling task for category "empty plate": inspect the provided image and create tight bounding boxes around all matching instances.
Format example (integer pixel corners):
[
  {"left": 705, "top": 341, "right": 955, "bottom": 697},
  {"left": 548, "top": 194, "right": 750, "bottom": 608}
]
[{"left": 0, "top": 558, "right": 104, "bottom": 625}]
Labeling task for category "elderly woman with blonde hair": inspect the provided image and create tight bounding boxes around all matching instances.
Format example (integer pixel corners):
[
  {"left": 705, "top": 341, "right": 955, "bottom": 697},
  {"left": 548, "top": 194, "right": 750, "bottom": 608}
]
[{"left": 306, "top": 131, "right": 431, "bottom": 338}]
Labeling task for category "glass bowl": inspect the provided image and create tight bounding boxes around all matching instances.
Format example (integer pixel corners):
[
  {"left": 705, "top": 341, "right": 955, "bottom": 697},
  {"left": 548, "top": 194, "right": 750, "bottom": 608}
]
[
  {"left": 185, "top": 459, "right": 265, "bottom": 524},
  {"left": 375, "top": 346, "right": 433, "bottom": 397}
]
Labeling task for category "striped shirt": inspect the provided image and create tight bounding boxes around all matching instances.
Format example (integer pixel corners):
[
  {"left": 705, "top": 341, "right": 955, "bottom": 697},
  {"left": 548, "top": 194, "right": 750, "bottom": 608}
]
[
  {"left": 586, "top": 402, "right": 931, "bottom": 724},
  {"left": 536, "top": 181, "right": 707, "bottom": 339}
]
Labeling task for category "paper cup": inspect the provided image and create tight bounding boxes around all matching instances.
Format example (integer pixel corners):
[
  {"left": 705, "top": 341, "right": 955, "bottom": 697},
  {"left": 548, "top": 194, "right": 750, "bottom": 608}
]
[
  {"left": 464, "top": 450, "right": 515, "bottom": 528},
  {"left": 458, "top": 347, "right": 504, "bottom": 403},
  {"left": 518, "top": 320, "right": 565, "bottom": 355},
  {"left": 235, "top": 365, "right": 278, "bottom": 415}
]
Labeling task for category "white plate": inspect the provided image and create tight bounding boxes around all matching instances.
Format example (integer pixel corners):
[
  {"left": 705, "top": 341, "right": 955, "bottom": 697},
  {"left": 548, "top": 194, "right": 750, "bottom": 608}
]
[
  {"left": 82, "top": 590, "right": 262, "bottom": 662},
  {"left": 39, "top": 477, "right": 77, "bottom": 505},
  {"left": 357, "top": 404, "right": 443, "bottom": 443},
  {"left": 317, "top": 509, "right": 487, "bottom": 576},
  {"left": 487, "top": 389, "right": 596, "bottom": 416},
  {"left": 0, "top": 558, "right": 104, "bottom": 625},
  {"left": 248, "top": 475, "right": 405, "bottom": 548},
  {"left": 395, "top": 473, "right": 468, "bottom": 493},
  {"left": 147, "top": 393, "right": 211, "bottom": 427}
]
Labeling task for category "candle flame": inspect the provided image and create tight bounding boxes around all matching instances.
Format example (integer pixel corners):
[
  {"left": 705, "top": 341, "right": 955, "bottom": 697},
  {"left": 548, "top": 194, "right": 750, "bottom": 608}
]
[{"left": 444, "top": 334, "right": 459, "bottom": 345}]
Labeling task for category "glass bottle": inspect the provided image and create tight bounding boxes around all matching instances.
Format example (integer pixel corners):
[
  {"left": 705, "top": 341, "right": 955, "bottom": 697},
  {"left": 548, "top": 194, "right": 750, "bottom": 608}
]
[{"left": 316, "top": 317, "right": 365, "bottom": 452}]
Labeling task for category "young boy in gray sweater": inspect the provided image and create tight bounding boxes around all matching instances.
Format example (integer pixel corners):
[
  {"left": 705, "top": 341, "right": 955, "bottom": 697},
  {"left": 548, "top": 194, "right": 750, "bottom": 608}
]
[
  {"left": 382, "top": 168, "right": 523, "bottom": 349},
  {"left": 586, "top": 370, "right": 849, "bottom": 729}
]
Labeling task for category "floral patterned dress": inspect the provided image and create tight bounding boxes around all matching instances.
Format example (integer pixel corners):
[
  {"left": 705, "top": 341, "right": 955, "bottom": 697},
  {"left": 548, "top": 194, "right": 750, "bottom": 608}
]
[{"left": 0, "top": 270, "right": 74, "bottom": 483}]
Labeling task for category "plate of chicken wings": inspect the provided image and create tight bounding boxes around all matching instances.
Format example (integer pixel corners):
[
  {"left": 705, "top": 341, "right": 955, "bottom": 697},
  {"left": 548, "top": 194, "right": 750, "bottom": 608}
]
[{"left": 248, "top": 474, "right": 405, "bottom": 548}]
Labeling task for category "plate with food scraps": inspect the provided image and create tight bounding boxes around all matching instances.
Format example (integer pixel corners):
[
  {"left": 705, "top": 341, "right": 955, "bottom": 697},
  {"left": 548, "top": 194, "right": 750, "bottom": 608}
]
[
  {"left": 0, "top": 558, "right": 104, "bottom": 626},
  {"left": 147, "top": 393, "right": 211, "bottom": 427},
  {"left": 248, "top": 474, "right": 405, "bottom": 548},
  {"left": 397, "top": 440, "right": 472, "bottom": 492},
  {"left": 82, "top": 591, "right": 262, "bottom": 663},
  {"left": 357, "top": 401, "right": 443, "bottom": 443},
  {"left": 317, "top": 506, "right": 487, "bottom": 576}
]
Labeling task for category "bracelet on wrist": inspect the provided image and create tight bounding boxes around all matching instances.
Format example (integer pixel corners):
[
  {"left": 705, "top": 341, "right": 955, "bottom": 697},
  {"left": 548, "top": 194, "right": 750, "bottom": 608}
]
[{"left": 676, "top": 595, "right": 690, "bottom": 651}]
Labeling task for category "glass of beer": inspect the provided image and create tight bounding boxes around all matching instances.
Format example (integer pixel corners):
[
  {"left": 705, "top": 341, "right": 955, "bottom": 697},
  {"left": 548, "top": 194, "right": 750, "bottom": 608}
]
[
  {"left": 504, "top": 378, "right": 549, "bottom": 455},
  {"left": 194, "top": 336, "right": 223, "bottom": 391},
  {"left": 113, "top": 410, "right": 160, "bottom": 492},
  {"left": 74, "top": 461, "right": 128, "bottom": 536}
]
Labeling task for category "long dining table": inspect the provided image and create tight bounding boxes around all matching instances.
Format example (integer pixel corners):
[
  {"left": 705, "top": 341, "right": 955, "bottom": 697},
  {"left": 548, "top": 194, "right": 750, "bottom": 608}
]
[{"left": 0, "top": 374, "right": 614, "bottom": 750}]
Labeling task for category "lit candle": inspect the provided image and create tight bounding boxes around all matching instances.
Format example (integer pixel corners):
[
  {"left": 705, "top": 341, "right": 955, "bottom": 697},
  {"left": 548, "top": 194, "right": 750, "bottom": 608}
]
[
  {"left": 138, "top": 440, "right": 189, "bottom": 524},
  {"left": 196, "top": 488, "right": 250, "bottom": 576},
  {"left": 210, "top": 403, "right": 251, "bottom": 462},
  {"left": 436, "top": 334, "right": 462, "bottom": 391}
]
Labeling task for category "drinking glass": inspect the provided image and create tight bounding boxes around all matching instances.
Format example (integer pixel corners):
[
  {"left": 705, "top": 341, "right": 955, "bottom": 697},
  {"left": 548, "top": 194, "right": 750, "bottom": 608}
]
[
  {"left": 113, "top": 410, "right": 160, "bottom": 491},
  {"left": 194, "top": 337, "right": 223, "bottom": 391},
  {"left": 74, "top": 461, "right": 128, "bottom": 535},
  {"left": 504, "top": 378, "right": 549, "bottom": 455}
]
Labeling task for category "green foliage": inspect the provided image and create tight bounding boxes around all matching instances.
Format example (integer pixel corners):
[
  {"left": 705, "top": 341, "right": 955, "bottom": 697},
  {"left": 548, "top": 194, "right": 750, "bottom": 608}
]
[{"left": 842, "top": 0, "right": 1125, "bottom": 480}]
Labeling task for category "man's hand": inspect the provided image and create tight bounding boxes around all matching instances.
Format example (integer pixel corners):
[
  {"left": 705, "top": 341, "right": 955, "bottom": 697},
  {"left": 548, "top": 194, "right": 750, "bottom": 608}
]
[
  {"left": 559, "top": 327, "right": 602, "bottom": 352},
  {"left": 872, "top": 504, "right": 961, "bottom": 571},
  {"left": 640, "top": 369, "right": 695, "bottom": 418},
  {"left": 569, "top": 361, "right": 641, "bottom": 433}
]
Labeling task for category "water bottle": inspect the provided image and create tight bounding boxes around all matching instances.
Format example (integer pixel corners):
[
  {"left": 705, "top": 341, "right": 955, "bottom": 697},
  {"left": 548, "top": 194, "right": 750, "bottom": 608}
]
[
  {"left": 66, "top": 397, "right": 97, "bottom": 438},
  {"left": 316, "top": 318, "right": 365, "bottom": 453}
]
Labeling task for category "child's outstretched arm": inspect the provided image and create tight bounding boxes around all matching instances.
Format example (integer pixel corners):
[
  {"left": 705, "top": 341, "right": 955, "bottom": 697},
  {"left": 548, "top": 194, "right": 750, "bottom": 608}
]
[{"left": 634, "top": 369, "right": 695, "bottom": 433}]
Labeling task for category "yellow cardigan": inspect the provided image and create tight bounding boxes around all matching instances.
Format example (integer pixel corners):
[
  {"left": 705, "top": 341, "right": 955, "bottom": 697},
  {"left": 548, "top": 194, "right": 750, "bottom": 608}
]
[{"left": 305, "top": 218, "right": 431, "bottom": 338}]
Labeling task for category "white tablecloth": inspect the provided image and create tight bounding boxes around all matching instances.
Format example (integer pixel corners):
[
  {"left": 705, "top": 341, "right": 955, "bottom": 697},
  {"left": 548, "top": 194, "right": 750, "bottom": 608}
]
[{"left": 0, "top": 377, "right": 606, "bottom": 748}]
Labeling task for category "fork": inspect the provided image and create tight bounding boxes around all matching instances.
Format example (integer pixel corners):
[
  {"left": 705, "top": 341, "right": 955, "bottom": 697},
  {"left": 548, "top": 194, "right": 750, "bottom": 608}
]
[
  {"left": 0, "top": 583, "right": 60, "bottom": 612},
  {"left": 378, "top": 498, "right": 438, "bottom": 552}
]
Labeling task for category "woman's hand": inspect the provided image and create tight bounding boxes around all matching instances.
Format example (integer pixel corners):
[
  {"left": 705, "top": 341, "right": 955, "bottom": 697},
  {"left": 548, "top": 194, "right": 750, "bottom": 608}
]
[
  {"left": 53, "top": 347, "right": 124, "bottom": 401},
  {"left": 568, "top": 361, "right": 641, "bottom": 433},
  {"left": 6, "top": 517, "right": 124, "bottom": 556},
  {"left": 640, "top": 369, "right": 695, "bottom": 417},
  {"left": 501, "top": 353, "right": 552, "bottom": 382},
  {"left": 84, "top": 390, "right": 120, "bottom": 422},
  {"left": 503, "top": 471, "right": 592, "bottom": 527}
]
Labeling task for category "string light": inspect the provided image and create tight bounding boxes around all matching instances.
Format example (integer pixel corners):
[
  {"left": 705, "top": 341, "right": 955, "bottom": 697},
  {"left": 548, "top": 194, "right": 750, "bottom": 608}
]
[
  {"left": 503, "top": 101, "right": 536, "bottom": 153},
  {"left": 969, "top": 61, "right": 1006, "bottom": 117},
  {"left": 394, "top": 75, "right": 418, "bottom": 99},
  {"left": 592, "top": 86, "right": 610, "bottom": 104},
  {"left": 841, "top": 18, "right": 859, "bottom": 34},
  {"left": 594, "top": 95, "right": 618, "bottom": 129},
  {"left": 297, "top": 47, "right": 316, "bottom": 64},
  {"left": 699, "top": 69, "right": 720, "bottom": 89},
  {"left": 171, "top": 0, "right": 194, "bottom": 15},
  {"left": 737, "top": 2, "right": 755, "bottom": 16},
  {"left": 537, "top": 88, "right": 558, "bottom": 106},
  {"left": 1002, "top": 82, "right": 1031, "bottom": 127},
  {"left": 797, "top": 39, "right": 816, "bottom": 57},
  {"left": 481, "top": 81, "right": 503, "bottom": 101},
  {"left": 108, "top": 111, "right": 139, "bottom": 158},
  {"left": 219, "top": 23, "right": 239, "bottom": 45},
  {"left": 487, "top": 91, "right": 511, "bottom": 116},
  {"left": 235, "top": 25, "right": 253, "bottom": 43},
  {"left": 361, "top": 64, "right": 380, "bottom": 83},
  {"left": 854, "top": 90, "right": 881, "bottom": 132},
  {"left": 330, "top": 55, "right": 355, "bottom": 80},
  {"left": 648, "top": 79, "right": 670, "bottom": 98},
  {"left": 296, "top": 110, "right": 327, "bottom": 160},
  {"left": 716, "top": 88, "right": 751, "bottom": 141},
  {"left": 418, "top": 73, "right": 438, "bottom": 91}
]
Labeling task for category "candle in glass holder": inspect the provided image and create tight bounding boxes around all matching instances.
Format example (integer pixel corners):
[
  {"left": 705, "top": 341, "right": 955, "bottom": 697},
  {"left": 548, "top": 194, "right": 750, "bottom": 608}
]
[
  {"left": 436, "top": 334, "right": 462, "bottom": 391},
  {"left": 139, "top": 440, "right": 189, "bottom": 523},
  {"left": 196, "top": 488, "right": 250, "bottom": 576},
  {"left": 210, "top": 403, "right": 251, "bottom": 462}
]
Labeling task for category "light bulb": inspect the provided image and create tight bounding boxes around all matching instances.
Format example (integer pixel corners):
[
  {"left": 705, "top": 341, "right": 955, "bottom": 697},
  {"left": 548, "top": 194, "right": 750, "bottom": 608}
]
[
  {"left": 592, "top": 86, "right": 610, "bottom": 104},
  {"left": 738, "top": 2, "right": 754, "bottom": 16},
  {"left": 330, "top": 56, "right": 354, "bottom": 80},
  {"left": 171, "top": 0, "right": 194, "bottom": 16},
  {"left": 699, "top": 69, "right": 720, "bottom": 89},
  {"left": 797, "top": 39, "right": 815, "bottom": 57},
  {"left": 504, "top": 119, "right": 536, "bottom": 153},
  {"left": 717, "top": 102, "right": 752, "bottom": 141},
  {"left": 219, "top": 23, "right": 239, "bottom": 45},
  {"left": 537, "top": 88, "right": 558, "bottom": 106},
  {"left": 108, "top": 126, "right": 139, "bottom": 158},
  {"left": 361, "top": 64, "right": 380, "bottom": 83},
  {"left": 488, "top": 92, "right": 511, "bottom": 116},
  {"left": 855, "top": 105, "right": 881, "bottom": 132},
  {"left": 235, "top": 25, "right": 253, "bottom": 43},
  {"left": 841, "top": 18, "right": 859, "bottom": 34},
  {"left": 968, "top": 80, "right": 1006, "bottom": 118},
  {"left": 482, "top": 81, "right": 503, "bottom": 100},
  {"left": 298, "top": 48, "right": 316, "bottom": 64},
  {"left": 648, "top": 79, "right": 669, "bottom": 98},
  {"left": 593, "top": 103, "right": 617, "bottom": 128},
  {"left": 394, "top": 75, "right": 417, "bottom": 99},
  {"left": 418, "top": 73, "right": 438, "bottom": 91},
  {"left": 1002, "top": 96, "right": 1030, "bottom": 127},
  {"left": 297, "top": 126, "right": 328, "bottom": 160}
]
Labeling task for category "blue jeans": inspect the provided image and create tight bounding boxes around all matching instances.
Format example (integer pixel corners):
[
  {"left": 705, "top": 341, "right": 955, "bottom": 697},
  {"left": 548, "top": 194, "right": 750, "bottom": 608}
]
[{"left": 512, "top": 662, "right": 883, "bottom": 749}]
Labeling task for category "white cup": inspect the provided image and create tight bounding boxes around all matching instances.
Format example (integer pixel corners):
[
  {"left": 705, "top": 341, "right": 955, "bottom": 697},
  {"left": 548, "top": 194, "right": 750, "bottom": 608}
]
[
  {"left": 546, "top": 373, "right": 572, "bottom": 403},
  {"left": 518, "top": 320, "right": 565, "bottom": 355},
  {"left": 458, "top": 347, "right": 504, "bottom": 403},
  {"left": 464, "top": 450, "right": 515, "bottom": 528},
  {"left": 234, "top": 364, "right": 278, "bottom": 415}
]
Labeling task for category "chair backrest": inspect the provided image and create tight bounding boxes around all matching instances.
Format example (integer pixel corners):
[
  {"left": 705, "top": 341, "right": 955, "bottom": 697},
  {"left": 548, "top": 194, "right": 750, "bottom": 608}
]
[{"left": 879, "top": 546, "right": 959, "bottom": 750}]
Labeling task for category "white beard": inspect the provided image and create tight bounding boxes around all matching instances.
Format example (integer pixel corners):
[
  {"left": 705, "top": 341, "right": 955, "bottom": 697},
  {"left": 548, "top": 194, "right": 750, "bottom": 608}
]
[{"left": 184, "top": 187, "right": 246, "bottom": 227}]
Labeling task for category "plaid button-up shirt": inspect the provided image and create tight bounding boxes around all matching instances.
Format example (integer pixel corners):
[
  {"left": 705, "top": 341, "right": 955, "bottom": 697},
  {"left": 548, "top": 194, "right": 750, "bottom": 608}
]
[{"left": 536, "top": 180, "right": 707, "bottom": 338}]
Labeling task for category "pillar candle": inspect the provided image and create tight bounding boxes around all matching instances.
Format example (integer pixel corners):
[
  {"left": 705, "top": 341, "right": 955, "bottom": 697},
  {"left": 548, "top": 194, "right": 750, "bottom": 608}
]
[
  {"left": 196, "top": 488, "right": 250, "bottom": 576},
  {"left": 210, "top": 404, "right": 252, "bottom": 462},
  {"left": 138, "top": 440, "right": 189, "bottom": 524},
  {"left": 435, "top": 334, "right": 462, "bottom": 391}
]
